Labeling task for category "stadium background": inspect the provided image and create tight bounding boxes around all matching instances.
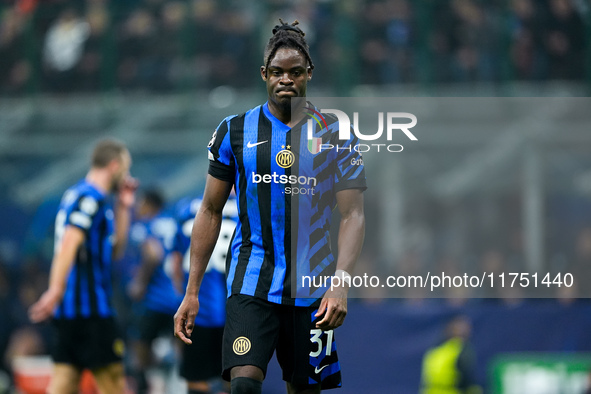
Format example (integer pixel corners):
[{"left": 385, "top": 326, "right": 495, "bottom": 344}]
[{"left": 1, "top": 0, "right": 591, "bottom": 393}]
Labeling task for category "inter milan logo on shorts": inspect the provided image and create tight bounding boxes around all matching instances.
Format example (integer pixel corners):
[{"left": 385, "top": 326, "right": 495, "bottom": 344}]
[
  {"left": 276, "top": 145, "right": 294, "bottom": 169},
  {"left": 233, "top": 336, "right": 251, "bottom": 355},
  {"left": 113, "top": 338, "right": 125, "bottom": 357}
]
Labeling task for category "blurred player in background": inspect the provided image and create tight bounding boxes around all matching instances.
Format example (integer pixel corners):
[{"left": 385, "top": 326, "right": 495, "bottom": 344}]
[
  {"left": 174, "top": 19, "right": 366, "bottom": 394},
  {"left": 170, "top": 194, "right": 237, "bottom": 394},
  {"left": 420, "top": 316, "right": 482, "bottom": 394},
  {"left": 125, "top": 188, "right": 181, "bottom": 394},
  {"left": 28, "top": 138, "right": 136, "bottom": 394}
]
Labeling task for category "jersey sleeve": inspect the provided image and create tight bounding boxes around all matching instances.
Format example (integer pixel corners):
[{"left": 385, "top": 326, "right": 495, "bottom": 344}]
[
  {"left": 208, "top": 117, "right": 236, "bottom": 183},
  {"left": 66, "top": 193, "right": 100, "bottom": 233},
  {"left": 333, "top": 127, "right": 367, "bottom": 192}
]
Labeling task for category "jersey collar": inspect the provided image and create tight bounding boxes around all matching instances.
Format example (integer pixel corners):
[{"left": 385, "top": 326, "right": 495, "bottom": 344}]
[{"left": 262, "top": 102, "right": 291, "bottom": 132}]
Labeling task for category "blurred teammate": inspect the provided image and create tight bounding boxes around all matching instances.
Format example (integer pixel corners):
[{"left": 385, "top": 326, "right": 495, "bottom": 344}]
[
  {"left": 126, "top": 189, "right": 180, "bottom": 394},
  {"left": 29, "top": 138, "right": 136, "bottom": 394},
  {"left": 174, "top": 19, "right": 366, "bottom": 393},
  {"left": 171, "top": 195, "right": 237, "bottom": 394}
]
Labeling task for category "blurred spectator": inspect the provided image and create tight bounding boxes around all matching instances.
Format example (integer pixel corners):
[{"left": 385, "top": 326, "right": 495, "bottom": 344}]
[
  {"left": 0, "top": 8, "right": 29, "bottom": 95},
  {"left": 543, "top": 0, "right": 585, "bottom": 80},
  {"left": 43, "top": 8, "right": 90, "bottom": 92},
  {"left": 509, "top": 0, "right": 545, "bottom": 80},
  {"left": 117, "top": 7, "right": 157, "bottom": 90},
  {"left": 76, "top": 0, "right": 108, "bottom": 91},
  {"left": 447, "top": 0, "right": 498, "bottom": 82},
  {"left": 209, "top": 8, "right": 256, "bottom": 88},
  {"left": 158, "top": 1, "right": 186, "bottom": 88},
  {"left": 359, "top": 1, "right": 394, "bottom": 85},
  {"left": 185, "top": 0, "right": 220, "bottom": 87}
]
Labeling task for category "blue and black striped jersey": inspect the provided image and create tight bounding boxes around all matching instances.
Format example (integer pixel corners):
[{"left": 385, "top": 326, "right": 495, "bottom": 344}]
[
  {"left": 133, "top": 214, "right": 182, "bottom": 315},
  {"left": 171, "top": 197, "right": 237, "bottom": 327},
  {"left": 54, "top": 180, "right": 116, "bottom": 319},
  {"left": 207, "top": 102, "right": 366, "bottom": 306}
]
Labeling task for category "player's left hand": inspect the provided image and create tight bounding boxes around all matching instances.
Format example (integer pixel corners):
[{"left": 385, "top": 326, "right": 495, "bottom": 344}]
[
  {"left": 174, "top": 294, "right": 200, "bottom": 345},
  {"left": 314, "top": 287, "right": 348, "bottom": 330},
  {"left": 126, "top": 279, "right": 146, "bottom": 302},
  {"left": 118, "top": 176, "right": 138, "bottom": 208}
]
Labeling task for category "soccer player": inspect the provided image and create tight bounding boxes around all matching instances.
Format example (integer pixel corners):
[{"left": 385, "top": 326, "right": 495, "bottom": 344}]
[
  {"left": 174, "top": 19, "right": 366, "bottom": 394},
  {"left": 126, "top": 189, "right": 181, "bottom": 394},
  {"left": 171, "top": 195, "right": 237, "bottom": 394},
  {"left": 29, "top": 138, "right": 136, "bottom": 394}
]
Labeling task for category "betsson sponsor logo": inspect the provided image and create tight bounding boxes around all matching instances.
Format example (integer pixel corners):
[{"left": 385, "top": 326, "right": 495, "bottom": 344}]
[{"left": 251, "top": 172, "right": 317, "bottom": 195}]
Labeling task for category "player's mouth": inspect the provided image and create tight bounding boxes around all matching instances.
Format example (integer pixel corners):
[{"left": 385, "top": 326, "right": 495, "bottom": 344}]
[{"left": 276, "top": 88, "right": 297, "bottom": 97}]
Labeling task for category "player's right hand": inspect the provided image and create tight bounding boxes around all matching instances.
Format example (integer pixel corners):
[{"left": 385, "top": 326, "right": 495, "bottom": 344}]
[
  {"left": 28, "top": 288, "right": 61, "bottom": 323},
  {"left": 118, "top": 176, "right": 138, "bottom": 208},
  {"left": 173, "top": 295, "right": 199, "bottom": 345}
]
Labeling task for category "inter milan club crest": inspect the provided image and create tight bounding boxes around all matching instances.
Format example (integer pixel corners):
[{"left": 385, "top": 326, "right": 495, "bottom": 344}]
[
  {"left": 233, "top": 336, "right": 251, "bottom": 355},
  {"left": 276, "top": 145, "right": 295, "bottom": 168}
]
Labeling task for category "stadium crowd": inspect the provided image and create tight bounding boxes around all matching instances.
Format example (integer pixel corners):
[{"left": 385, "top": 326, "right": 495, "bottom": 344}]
[{"left": 0, "top": 0, "right": 588, "bottom": 95}]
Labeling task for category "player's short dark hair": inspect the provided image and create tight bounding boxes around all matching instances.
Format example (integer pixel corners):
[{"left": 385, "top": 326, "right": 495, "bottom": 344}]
[
  {"left": 263, "top": 19, "right": 314, "bottom": 75},
  {"left": 91, "top": 138, "right": 127, "bottom": 168},
  {"left": 141, "top": 188, "right": 165, "bottom": 211}
]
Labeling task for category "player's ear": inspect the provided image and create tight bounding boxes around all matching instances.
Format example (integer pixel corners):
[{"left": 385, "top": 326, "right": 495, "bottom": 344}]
[
  {"left": 307, "top": 66, "right": 313, "bottom": 81},
  {"left": 261, "top": 66, "right": 267, "bottom": 81}
]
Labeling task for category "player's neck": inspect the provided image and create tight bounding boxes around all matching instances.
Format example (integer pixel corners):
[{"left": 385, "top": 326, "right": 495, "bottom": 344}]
[
  {"left": 267, "top": 100, "right": 291, "bottom": 125},
  {"left": 86, "top": 168, "right": 112, "bottom": 194},
  {"left": 267, "top": 99, "right": 307, "bottom": 128}
]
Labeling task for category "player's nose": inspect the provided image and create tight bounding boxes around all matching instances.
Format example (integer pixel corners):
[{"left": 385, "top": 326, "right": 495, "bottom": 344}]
[{"left": 279, "top": 72, "right": 293, "bottom": 84}]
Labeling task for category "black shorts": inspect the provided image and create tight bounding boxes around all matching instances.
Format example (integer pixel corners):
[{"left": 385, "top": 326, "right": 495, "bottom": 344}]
[
  {"left": 180, "top": 325, "right": 224, "bottom": 382},
  {"left": 51, "top": 317, "right": 124, "bottom": 369},
  {"left": 138, "top": 309, "right": 174, "bottom": 343},
  {"left": 222, "top": 295, "right": 342, "bottom": 390}
]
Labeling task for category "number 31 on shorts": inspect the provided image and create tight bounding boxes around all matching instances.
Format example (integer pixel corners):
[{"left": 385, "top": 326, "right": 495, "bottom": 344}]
[{"left": 309, "top": 329, "right": 334, "bottom": 357}]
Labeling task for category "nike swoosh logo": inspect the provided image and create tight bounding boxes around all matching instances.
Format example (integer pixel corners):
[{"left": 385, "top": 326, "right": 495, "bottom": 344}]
[
  {"left": 246, "top": 140, "right": 268, "bottom": 148},
  {"left": 314, "top": 365, "right": 328, "bottom": 374}
]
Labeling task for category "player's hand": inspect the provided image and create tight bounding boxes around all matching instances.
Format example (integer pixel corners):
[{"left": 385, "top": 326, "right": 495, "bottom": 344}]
[
  {"left": 314, "top": 287, "right": 348, "bottom": 330},
  {"left": 174, "top": 294, "right": 199, "bottom": 345},
  {"left": 118, "top": 176, "right": 138, "bottom": 208},
  {"left": 126, "top": 280, "right": 145, "bottom": 302},
  {"left": 28, "top": 288, "right": 62, "bottom": 323}
]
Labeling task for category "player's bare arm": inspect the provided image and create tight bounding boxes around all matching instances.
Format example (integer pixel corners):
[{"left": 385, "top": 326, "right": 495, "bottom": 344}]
[
  {"left": 174, "top": 175, "right": 233, "bottom": 344},
  {"left": 29, "top": 225, "right": 86, "bottom": 323},
  {"left": 169, "top": 250, "right": 186, "bottom": 295},
  {"left": 112, "top": 176, "right": 137, "bottom": 260},
  {"left": 315, "top": 188, "right": 365, "bottom": 330}
]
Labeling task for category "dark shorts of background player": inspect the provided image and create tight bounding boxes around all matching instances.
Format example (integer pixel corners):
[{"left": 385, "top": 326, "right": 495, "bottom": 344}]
[
  {"left": 180, "top": 325, "right": 224, "bottom": 382},
  {"left": 222, "top": 294, "right": 342, "bottom": 390},
  {"left": 137, "top": 309, "right": 174, "bottom": 343},
  {"left": 51, "top": 317, "right": 124, "bottom": 369}
]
